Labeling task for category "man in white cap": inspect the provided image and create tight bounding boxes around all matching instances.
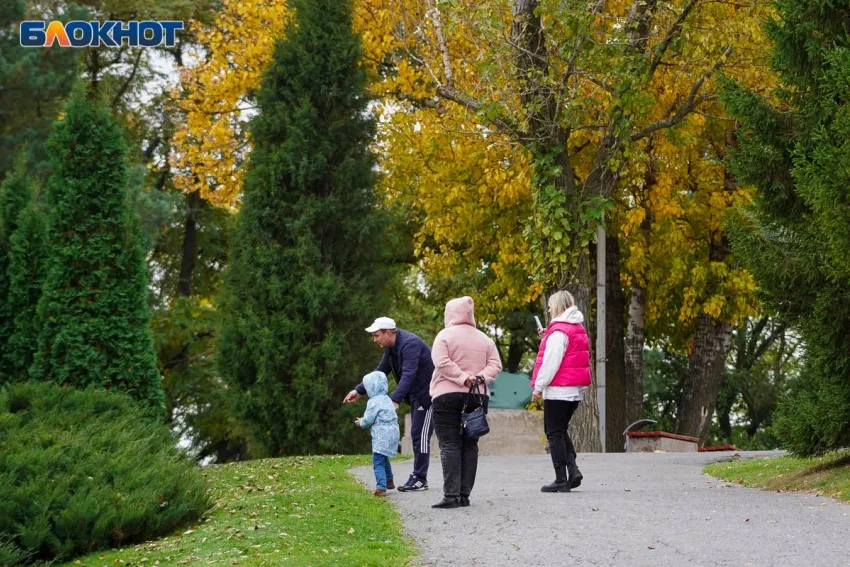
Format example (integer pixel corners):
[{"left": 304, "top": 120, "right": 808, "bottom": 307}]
[{"left": 344, "top": 317, "right": 435, "bottom": 492}]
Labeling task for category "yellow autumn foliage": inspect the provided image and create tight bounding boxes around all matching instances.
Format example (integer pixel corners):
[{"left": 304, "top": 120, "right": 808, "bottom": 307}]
[{"left": 172, "top": 0, "right": 774, "bottom": 335}]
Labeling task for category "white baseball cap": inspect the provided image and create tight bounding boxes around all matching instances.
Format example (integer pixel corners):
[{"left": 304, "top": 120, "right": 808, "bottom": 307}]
[{"left": 365, "top": 316, "right": 397, "bottom": 333}]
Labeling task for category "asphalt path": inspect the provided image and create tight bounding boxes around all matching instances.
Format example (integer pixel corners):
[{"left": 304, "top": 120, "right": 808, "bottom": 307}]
[{"left": 351, "top": 452, "right": 850, "bottom": 566}]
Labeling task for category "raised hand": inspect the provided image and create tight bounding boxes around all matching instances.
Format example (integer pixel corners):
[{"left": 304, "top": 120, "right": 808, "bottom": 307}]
[{"left": 343, "top": 390, "right": 360, "bottom": 404}]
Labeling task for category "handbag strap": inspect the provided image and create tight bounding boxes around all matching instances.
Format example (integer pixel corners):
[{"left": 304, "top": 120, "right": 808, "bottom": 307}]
[{"left": 462, "top": 378, "right": 487, "bottom": 415}]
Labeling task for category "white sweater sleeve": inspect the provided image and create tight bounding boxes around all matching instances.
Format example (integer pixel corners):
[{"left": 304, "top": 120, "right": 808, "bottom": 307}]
[{"left": 534, "top": 331, "right": 569, "bottom": 392}]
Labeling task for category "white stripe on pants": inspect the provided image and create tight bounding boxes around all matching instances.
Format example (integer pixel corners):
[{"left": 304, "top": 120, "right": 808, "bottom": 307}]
[{"left": 420, "top": 406, "right": 433, "bottom": 454}]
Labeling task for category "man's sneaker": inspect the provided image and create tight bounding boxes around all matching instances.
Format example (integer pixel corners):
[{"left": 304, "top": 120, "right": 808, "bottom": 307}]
[{"left": 397, "top": 475, "right": 428, "bottom": 492}]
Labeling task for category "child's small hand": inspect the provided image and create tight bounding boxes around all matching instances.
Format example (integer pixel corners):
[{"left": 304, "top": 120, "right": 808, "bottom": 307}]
[{"left": 354, "top": 418, "right": 361, "bottom": 426}]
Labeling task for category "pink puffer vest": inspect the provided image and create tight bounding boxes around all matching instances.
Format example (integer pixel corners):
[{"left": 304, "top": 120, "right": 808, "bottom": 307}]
[{"left": 531, "top": 321, "right": 591, "bottom": 388}]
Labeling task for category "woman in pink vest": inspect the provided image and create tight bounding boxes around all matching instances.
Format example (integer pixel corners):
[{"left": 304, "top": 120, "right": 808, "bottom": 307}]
[{"left": 531, "top": 290, "right": 591, "bottom": 492}]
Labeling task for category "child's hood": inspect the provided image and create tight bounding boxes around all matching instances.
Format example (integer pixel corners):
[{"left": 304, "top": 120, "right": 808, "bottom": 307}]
[{"left": 362, "top": 371, "right": 389, "bottom": 397}]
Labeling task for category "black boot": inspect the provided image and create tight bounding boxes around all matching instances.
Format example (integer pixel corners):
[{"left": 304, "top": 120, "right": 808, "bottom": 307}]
[
  {"left": 566, "top": 453, "right": 583, "bottom": 489},
  {"left": 459, "top": 495, "right": 470, "bottom": 507},
  {"left": 541, "top": 465, "right": 570, "bottom": 493},
  {"left": 432, "top": 496, "right": 460, "bottom": 509}
]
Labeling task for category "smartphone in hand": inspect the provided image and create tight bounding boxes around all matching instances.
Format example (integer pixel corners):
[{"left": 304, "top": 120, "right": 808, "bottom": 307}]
[{"left": 534, "top": 315, "right": 543, "bottom": 330}]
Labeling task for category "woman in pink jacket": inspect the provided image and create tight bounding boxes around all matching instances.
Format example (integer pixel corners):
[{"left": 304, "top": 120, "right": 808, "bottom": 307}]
[
  {"left": 429, "top": 296, "right": 502, "bottom": 509},
  {"left": 531, "top": 290, "right": 591, "bottom": 493}
]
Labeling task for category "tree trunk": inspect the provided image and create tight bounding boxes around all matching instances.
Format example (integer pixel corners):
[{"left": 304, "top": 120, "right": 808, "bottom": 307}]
[
  {"left": 715, "top": 374, "right": 736, "bottom": 443},
  {"left": 604, "top": 234, "right": 628, "bottom": 452},
  {"left": 624, "top": 283, "right": 646, "bottom": 427},
  {"left": 163, "top": 190, "right": 202, "bottom": 426},
  {"left": 718, "top": 404, "right": 733, "bottom": 442},
  {"left": 511, "top": 1, "right": 600, "bottom": 452},
  {"left": 675, "top": 314, "right": 733, "bottom": 444},
  {"left": 505, "top": 325, "right": 524, "bottom": 373},
  {"left": 567, "top": 253, "right": 602, "bottom": 452},
  {"left": 623, "top": 150, "right": 655, "bottom": 432},
  {"left": 177, "top": 190, "right": 201, "bottom": 298}
]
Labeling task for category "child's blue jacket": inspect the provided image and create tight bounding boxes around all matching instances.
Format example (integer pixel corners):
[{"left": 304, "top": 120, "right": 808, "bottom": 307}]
[{"left": 359, "top": 371, "right": 400, "bottom": 458}]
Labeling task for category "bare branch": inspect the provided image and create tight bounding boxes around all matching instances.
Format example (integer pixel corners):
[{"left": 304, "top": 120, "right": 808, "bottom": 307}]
[
  {"left": 389, "top": 90, "right": 447, "bottom": 114},
  {"left": 631, "top": 45, "right": 731, "bottom": 141},
  {"left": 648, "top": 0, "right": 701, "bottom": 77},
  {"left": 110, "top": 49, "right": 144, "bottom": 109},
  {"left": 435, "top": 85, "right": 528, "bottom": 139},
  {"left": 752, "top": 321, "right": 786, "bottom": 362},
  {"left": 564, "top": 0, "right": 606, "bottom": 82},
  {"left": 426, "top": 0, "right": 454, "bottom": 88},
  {"left": 625, "top": 0, "right": 660, "bottom": 55},
  {"left": 583, "top": 73, "right": 616, "bottom": 94}
]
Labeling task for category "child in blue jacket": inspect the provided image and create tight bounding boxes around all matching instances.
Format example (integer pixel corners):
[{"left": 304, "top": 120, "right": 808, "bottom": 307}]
[{"left": 356, "top": 371, "right": 400, "bottom": 496}]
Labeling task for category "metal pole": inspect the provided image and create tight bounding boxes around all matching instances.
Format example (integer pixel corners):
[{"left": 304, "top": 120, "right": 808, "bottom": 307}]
[{"left": 596, "top": 221, "right": 607, "bottom": 453}]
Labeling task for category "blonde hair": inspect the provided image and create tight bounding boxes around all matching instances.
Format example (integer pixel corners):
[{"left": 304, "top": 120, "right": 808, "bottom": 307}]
[{"left": 548, "top": 290, "right": 575, "bottom": 317}]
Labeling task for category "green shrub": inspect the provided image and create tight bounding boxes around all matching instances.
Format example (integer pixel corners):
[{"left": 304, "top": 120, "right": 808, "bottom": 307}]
[
  {"left": 0, "top": 382, "right": 211, "bottom": 565},
  {"left": 0, "top": 539, "right": 30, "bottom": 566},
  {"left": 773, "top": 358, "right": 850, "bottom": 456}
]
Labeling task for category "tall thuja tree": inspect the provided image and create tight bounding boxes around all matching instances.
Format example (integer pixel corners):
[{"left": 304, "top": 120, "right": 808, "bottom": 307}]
[
  {"left": 5, "top": 190, "right": 48, "bottom": 379},
  {"left": 0, "top": 155, "right": 34, "bottom": 382},
  {"left": 217, "top": 0, "right": 396, "bottom": 456},
  {"left": 31, "top": 91, "right": 163, "bottom": 410},
  {"left": 722, "top": 0, "right": 850, "bottom": 455}
]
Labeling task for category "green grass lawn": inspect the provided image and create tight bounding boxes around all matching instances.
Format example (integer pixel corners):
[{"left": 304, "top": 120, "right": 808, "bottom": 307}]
[
  {"left": 59, "top": 455, "right": 415, "bottom": 567},
  {"left": 705, "top": 450, "right": 850, "bottom": 503}
]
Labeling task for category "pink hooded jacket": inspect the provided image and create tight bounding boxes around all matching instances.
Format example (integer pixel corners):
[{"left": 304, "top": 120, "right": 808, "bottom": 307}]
[{"left": 429, "top": 296, "right": 502, "bottom": 400}]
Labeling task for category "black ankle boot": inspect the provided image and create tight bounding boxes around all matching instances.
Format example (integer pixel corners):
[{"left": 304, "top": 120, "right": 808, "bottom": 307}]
[
  {"left": 566, "top": 453, "right": 583, "bottom": 489},
  {"left": 541, "top": 465, "right": 570, "bottom": 493},
  {"left": 459, "top": 495, "right": 470, "bottom": 507},
  {"left": 432, "top": 496, "right": 460, "bottom": 509}
]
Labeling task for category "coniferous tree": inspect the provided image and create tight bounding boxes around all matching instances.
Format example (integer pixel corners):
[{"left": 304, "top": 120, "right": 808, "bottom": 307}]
[
  {"left": 216, "top": 0, "right": 397, "bottom": 455},
  {"left": 31, "top": 91, "right": 163, "bottom": 409},
  {"left": 0, "top": 0, "right": 79, "bottom": 180},
  {"left": 0, "top": 155, "right": 34, "bottom": 382},
  {"left": 722, "top": 0, "right": 850, "bottom": 455},
  {"left": 4, "top": 191, "right": 48, "bottom": 380}
]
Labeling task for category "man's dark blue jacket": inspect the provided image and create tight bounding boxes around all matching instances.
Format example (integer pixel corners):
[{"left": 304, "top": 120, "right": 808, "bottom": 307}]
[{"left": 356, "top": 329, "right": 434, "bottom": 409}]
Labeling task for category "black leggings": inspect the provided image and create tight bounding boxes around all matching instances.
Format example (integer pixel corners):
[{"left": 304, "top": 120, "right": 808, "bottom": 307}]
[
  {"left": 544, "top": 399, "right": 580, "bottom": 467},
  {"left": 432, "top": 392, "right": 488, "bottom": 498}
]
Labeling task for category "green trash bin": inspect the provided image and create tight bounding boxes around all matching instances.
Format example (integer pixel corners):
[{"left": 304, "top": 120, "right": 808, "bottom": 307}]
[{"left": 488, "top": 371, "right": 532, "bottom": 409}]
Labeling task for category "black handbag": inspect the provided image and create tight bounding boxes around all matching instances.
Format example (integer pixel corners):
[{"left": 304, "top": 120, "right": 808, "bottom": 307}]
[{"left": 460, "top": 379, "right": 490, "bottom": 439}]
